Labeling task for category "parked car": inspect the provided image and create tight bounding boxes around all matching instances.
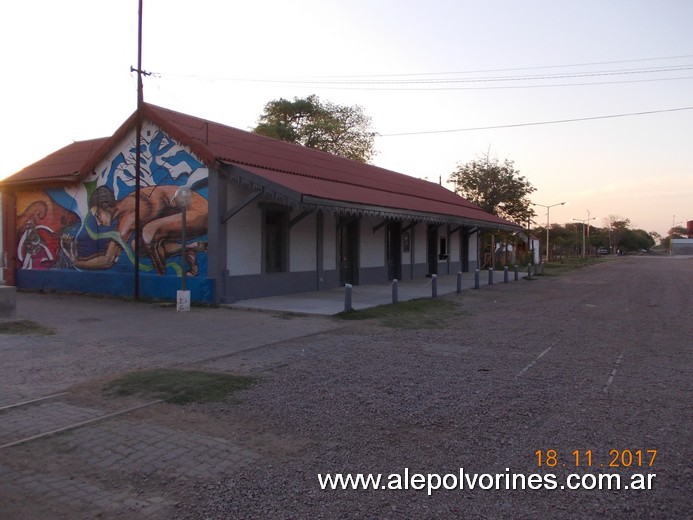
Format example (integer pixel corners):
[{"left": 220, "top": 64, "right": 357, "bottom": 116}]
[{"left": 597, "top": 247, "right": 609, "bottom": 255}]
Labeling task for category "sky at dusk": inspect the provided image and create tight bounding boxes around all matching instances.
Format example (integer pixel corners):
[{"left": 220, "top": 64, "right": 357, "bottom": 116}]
[{"left": 2, "top": 0, "right": 691, "bottom": 236}]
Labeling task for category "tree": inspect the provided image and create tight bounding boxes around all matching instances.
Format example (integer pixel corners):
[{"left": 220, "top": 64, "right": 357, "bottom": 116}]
[
  {"left": 604, "top": 215, "right": 630, "bottom": 253},
  {"left": 253, "top": 95, "right": 377, "bottom": 163},
  {"left": 448, "top": 152, "right": 536, "bottom": 267},
  {"left": 448, "top": 152, "right": 536, "bottom": 226},
  {"left": 620, "top": 229, "right": 655, "bottom": 252}
]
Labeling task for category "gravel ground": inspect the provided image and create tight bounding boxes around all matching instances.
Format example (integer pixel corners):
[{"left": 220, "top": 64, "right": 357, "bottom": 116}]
[
  {"left": 175, "top": 257, "right": 692, "bottom": 519},
  {"left": 1, "top": 256, "right": 690, "bottom": 519}
]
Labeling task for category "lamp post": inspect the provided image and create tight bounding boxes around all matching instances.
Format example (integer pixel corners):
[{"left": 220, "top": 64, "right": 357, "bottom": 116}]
[
  {"left": 173, "top": 186, "right": 192, "bottom": 310},
  {"left": 533, "top": 201, "right": 566, "bottom": 263},
  {"left": 572, "top": 214, "right": 598, "bottom": 258}
]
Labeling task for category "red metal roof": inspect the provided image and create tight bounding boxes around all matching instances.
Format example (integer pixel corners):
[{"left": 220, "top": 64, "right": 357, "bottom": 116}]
[
  {"left": 139, "top": 104, "right": 516, "bottom": 228},
  {"left": 2, "top": 138, "right": 108, "bottom": 187},
  {"left": 1, "top": 104, "right": 518, "bottom": 229}
]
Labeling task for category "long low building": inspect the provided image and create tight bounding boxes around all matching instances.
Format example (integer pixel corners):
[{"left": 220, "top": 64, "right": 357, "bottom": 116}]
[{"left": 0, "top": 104, "right": 519, "bottom": 303}]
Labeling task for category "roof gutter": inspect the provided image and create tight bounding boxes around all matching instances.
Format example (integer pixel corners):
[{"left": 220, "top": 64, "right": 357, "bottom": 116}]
[{"left": 0, "top": 172, "right": 81, "bottom": 190}]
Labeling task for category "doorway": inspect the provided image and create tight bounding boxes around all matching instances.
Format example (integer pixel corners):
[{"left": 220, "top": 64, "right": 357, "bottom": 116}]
[
  {"left": 337, "top": 217, "right": 359, "bottom": 285},
  {"left": 386, "top": 221, "right": 402, "bottom": 280},
  {"left": 427, "top": 224, "right": 438, "bottom": 276},
  {"left": 460, "top": 229, "right": 470, "bottom": 272}
]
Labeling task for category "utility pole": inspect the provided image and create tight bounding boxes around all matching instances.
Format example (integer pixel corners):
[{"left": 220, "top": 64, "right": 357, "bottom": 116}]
[
  {"left": 573, "top": 214, "right": 597, "bottom": 258},
  {"left": 130, "top": 0, "right": 151, "bottom": 299}
]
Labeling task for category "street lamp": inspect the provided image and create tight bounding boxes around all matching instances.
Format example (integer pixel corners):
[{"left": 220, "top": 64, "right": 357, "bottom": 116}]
[
  {"left": 533, "top": 201, "right": 566, "bottom": 263},
  {"left": 173, "top": 186, "right": 192, "bottom": 310},
  {"left": 572, "top": 214, "right": 598, "bottom": 258}
]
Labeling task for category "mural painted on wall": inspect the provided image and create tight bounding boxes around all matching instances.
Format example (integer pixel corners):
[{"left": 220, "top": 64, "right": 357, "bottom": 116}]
[{"left": 16, "top": 125, "right": 209, "bottom": 278}]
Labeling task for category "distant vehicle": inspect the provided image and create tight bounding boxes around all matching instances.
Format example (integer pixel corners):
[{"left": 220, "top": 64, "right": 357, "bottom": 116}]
[{"left": 597, "top": 247, "right": 609, "bottom": 255}]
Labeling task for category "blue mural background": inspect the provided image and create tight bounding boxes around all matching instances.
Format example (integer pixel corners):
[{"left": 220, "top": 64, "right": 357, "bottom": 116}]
[{"left": 15, "top": 125, "right": 214, "bottom": 302}]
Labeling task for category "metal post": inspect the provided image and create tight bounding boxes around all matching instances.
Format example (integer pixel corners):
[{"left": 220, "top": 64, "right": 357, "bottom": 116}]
[
  {"left": 527, "top": 263, "right": 532, "bottom": 279},
  {"left": 392, "top": 279, "right": 398, "bottom": 304},
  {"left": 488, "top": 268, "right": 494, "bottom": 285},
  {"left": 431, "top": 274, "right": 437, "bottom": 298},
  {"left": 181, "top": 206, "right": 187, "bottom": 291},
  {"left": 174, "top": 187, "right": 192, "bottom": 311},
  {"left": 456, "top": 271, "right": 462, "bottom": 293},
  {"left": 504, "top": 266, "right": 509, "bottom": 283},
  {"left": 344, "top": 283, "right": 353, "bottom": 312},
  {"left": 541, "top": 262, "right": 545, "bottom": 275},
  {"left": 474, "top": 269, "right": 480, "bottom": 289},
  {"left": 514, "top": 264, "right": 519, "bottom": 281}
]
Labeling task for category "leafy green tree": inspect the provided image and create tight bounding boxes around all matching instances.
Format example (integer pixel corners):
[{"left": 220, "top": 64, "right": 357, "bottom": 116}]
[
  {"left": 605, "top": 215, "right": 630, "bottom": 253},
  {"left": 620, "top": 229, "right": 655, "bottom": 252},
  {"left": 449, "top": 152, "right": 535, "bottom": 267},
  {"left": 253, "top": 95, "right": 376, "bottom": 163},
  {"left": 448, "top": 152, "right": 536, "bottom": 226}
]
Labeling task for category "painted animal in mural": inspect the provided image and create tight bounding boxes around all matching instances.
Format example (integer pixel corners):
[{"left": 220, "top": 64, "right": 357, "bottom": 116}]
[
  {"left": 16, "top": 198, "right": 80, "bottom": 270},
  {"left": 61, "top": 185, "right": 208, "bottom": 275}
]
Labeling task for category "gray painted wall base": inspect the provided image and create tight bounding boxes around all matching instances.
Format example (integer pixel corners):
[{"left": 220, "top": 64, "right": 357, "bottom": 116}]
[
  {"left": 0, "top": 285, "right": 16, "bottom": 318},
  {"left": 224, "top": 269, "right": 341, "bottom": 302}
]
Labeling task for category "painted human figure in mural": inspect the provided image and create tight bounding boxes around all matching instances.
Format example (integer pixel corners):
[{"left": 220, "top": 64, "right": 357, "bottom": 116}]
[{"left": 62, "top": 185, "right": 207, "bottom": 275}]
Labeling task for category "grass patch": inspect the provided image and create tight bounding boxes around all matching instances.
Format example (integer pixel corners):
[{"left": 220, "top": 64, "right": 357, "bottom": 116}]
[
  {"left": 336, "top": 297, "right": 462, "bottom": 329},
  {"left": 0, "top": 320, "right": 55, "bottom": 335},
  {"left": 543, "top": 257, "right": 605, "bottom": 275},
  {"left": 103, "top": 369, "right": 257, "bottom": 405}
]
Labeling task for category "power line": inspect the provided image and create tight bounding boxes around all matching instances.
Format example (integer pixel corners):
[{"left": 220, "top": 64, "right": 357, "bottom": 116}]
[
  {"left": 263, "top": 75, "right": 693, "bottom": 92},
  {"left": 285, "top": 53, "right": 693, "bottom": 79},
  {"left": 380, "top": 106, "right": 693, "bottom": 137},
  {"left": 161, "top": 53, "right": 693, "bottom": 82},
  {"left": 163, "top": 64, "right": 693, "bottom": 87}
]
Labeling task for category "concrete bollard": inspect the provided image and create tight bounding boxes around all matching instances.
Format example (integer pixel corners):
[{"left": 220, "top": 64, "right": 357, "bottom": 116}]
[
  {"left": 504, "top": 266, "right": 509, "bottom": 283},
  {"left": 527, "top": 264, "right": 532, "bottom": 279},
  {"left": 488, "top": 268, "right": 494, "bottom": 285},
  {"left": 392, "top": 279, "right": 399, "bottom": 304},
  {"left": 431, "top": 274, "right": 438, "bottom": 298},
  {"left": 344, "top": 283, "right": 353, "bottom": 312},
  {"left": 456, "top": 271, "right": 462, "bottom": 293},
  {"left": 514, "top": 264, "right": 519, "bottom": 282},
  {"left": 474, "top": 269, "right": 480, "bottom": 289}
]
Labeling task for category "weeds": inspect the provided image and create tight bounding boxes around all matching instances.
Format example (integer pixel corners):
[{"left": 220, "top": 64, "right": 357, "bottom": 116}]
[
  {"left": 336, "top": 297, "right": 464, "bottom": 329},
  {"left": 103, "top": 369, "right": 257, "bottom": 405}
]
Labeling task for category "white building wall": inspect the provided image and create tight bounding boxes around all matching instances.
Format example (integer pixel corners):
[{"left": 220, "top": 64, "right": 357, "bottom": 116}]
[
  {"left": 468, "top": 233, "right": 478, "bottom": 264},
  {"left": 531, "top": 237, "right": 541, "bottom": 264},
  {"left": 401, "top": 226, "right": 412, "bottom": 266},
  {"left": 290, "top": 211, "right": 316, "bottom": 271},
  {"left": 360, "top": 217, "right": 385, "bottom": 268},
  {"left": 449, "top": 229, "right": 460, "bottom": 262},
  {"left": 226, "top": 185, "right": 261, "bottom": 276}
]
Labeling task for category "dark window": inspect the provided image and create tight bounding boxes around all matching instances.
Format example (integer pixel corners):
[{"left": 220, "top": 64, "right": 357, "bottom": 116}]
[{"left": 264, "top": 210, "right": 287, "bottom": 272}]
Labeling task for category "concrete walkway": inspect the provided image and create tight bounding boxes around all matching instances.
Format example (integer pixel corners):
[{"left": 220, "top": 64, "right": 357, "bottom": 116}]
[{"left": 229, "top": 268, "right": 523, "bottom": 315}]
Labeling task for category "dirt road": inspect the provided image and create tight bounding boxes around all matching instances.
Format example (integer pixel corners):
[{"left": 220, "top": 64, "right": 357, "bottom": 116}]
[{"left": 1, "top": 256, "right": 691, "bottom": 519}]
